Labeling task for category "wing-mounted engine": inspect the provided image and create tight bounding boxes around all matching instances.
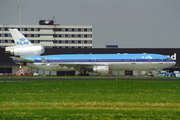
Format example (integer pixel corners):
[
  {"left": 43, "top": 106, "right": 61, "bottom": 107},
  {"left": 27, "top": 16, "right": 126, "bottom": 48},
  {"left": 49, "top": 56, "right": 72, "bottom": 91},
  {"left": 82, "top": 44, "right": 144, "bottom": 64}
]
[
  {"left": 93, "top": 66, "right": 109, "bottom": 74},
  {"left": 6, "top": 45, "right": 44, "bottom": 57}
]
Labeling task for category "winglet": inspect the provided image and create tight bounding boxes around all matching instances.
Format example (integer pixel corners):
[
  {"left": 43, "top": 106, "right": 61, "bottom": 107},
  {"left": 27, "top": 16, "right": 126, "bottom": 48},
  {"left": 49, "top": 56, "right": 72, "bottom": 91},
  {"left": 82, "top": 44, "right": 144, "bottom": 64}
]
[
  {"left": 41, "top": 58, "right": 51, "bottom": 66},
  {"left": 41, "top": 58, "right": 48, "bottom": 63}
]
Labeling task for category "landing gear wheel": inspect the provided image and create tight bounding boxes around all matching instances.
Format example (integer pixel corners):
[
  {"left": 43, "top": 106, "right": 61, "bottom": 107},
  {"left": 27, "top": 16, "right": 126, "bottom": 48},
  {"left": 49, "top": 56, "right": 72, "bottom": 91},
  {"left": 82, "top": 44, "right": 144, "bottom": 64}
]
[
  {"left": 78, "top": 73, "right": 89, "bottom": 76},
  {"left": 150, "top": 75, "right": 154, "bottom": 77}
]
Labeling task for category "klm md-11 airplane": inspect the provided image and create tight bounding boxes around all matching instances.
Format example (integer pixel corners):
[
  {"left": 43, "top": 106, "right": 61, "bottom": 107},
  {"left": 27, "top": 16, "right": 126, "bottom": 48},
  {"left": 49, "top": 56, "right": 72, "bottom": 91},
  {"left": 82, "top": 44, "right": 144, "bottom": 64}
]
[{"left": 5, "top": 29, "right": 176, "bottom": 76}]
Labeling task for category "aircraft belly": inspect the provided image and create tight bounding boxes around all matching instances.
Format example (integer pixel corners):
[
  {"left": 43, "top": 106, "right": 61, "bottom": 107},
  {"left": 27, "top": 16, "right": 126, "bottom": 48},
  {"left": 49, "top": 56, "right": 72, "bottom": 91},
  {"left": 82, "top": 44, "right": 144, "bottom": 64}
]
[
  {"left": 112, "top": 62, "right": 174, "bottom": 70},
  {"left": 27, "top": 63, "right": 75, "bottom": 71},
  {"left": 111, "top": 62, "right": 127, "bottom": 70},
  {"left": 132, "top": 62, "right": 161, "bottom": 70},
  {"left": 133, "top": 62, "right": 175, "bottom": 70}
]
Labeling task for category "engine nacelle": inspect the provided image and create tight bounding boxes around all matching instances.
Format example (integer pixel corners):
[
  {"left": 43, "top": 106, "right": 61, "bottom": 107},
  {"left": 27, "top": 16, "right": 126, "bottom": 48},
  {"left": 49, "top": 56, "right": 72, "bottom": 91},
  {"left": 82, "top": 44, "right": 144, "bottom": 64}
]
[
  {"left": 93, "top": 66, "right": 109, "bottom": 74},
  {"left": 9, "top": 46, "right": 44, "bottom": 57}
]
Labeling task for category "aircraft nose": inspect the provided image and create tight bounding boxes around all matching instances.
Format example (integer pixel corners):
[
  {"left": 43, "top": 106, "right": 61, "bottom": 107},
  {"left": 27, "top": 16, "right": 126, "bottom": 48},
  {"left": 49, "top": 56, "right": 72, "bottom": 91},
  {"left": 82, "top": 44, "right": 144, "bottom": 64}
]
[
  {"left": 169, "top": 60, "right": 176, "bottom": 67},
  {"left": 173, "top": 60, "right": 176, "bottom": 66}
]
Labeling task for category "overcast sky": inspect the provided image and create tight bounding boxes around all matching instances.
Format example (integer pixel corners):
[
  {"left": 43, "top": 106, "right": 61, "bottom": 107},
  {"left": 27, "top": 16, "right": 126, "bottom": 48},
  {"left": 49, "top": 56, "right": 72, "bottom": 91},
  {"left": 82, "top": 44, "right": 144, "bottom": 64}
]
[{"left": 0, "top": 0, "right": 180, "bottom": 48}]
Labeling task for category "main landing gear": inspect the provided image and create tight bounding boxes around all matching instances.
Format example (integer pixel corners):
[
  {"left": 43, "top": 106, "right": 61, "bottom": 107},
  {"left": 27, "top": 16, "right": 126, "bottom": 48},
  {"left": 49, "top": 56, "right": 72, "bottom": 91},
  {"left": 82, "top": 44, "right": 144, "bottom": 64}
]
[
  {"left": 78, "top": 70, "right": 89, "bottom": 76},
  {"left": 149, "top": 74, "right": 154, "bottom": 77}
]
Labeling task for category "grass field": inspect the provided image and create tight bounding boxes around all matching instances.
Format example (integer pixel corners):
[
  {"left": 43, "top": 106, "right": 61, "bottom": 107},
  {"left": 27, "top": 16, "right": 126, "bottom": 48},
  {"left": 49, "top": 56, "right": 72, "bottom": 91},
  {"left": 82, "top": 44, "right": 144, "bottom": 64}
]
[{"left": 0, "top": 80, "right": 180, "bottom": 119}]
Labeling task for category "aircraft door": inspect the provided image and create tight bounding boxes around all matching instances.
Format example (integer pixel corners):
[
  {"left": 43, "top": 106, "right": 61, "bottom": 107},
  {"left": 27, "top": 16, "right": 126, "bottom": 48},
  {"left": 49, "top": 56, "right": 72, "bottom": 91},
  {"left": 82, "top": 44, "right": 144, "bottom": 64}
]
[
  {"left": 130, "top": 58, "right": 136, "bottom": 70},
  {"left": 92, "top": 58, "right": 96, "bottom": 65},
  {"left": 159, "top": 58, "right": 163, "bottom": 64},
  {"left": 132, "top": 58, "right": 136, "bottom": 64}
]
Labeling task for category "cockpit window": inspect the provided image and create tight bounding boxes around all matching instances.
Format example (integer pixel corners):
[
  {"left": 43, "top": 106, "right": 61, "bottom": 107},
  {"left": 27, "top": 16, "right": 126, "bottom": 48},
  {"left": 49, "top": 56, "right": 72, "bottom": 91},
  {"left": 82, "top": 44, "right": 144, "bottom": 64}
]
[{"left": 166, "top": 58, "right": 171, "bottom": 61}]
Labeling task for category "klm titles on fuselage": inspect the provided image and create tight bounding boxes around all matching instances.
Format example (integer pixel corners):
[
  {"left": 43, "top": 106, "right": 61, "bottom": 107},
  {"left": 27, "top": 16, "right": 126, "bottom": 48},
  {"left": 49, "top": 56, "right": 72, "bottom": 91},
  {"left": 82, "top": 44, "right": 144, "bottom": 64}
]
[{"left": 16, "top": 38, "right": 29, "bottom": 45}]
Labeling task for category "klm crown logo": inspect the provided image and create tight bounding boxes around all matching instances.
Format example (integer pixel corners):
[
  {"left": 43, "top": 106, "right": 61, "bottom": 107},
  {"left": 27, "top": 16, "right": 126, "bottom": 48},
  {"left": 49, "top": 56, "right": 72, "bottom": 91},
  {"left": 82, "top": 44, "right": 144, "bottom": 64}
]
[
  {"left": 16, "top": 37, "right": 29, "bottom": 45},
  {"left": 19, "top": 37, "right": 26, "bottom": 41}
]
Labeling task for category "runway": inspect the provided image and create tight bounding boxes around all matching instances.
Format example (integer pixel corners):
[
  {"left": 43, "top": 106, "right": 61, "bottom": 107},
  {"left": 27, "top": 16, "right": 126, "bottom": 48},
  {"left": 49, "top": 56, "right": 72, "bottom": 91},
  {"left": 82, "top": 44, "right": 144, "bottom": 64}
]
[{"left": 0, "top": 77, "right": 180, "bottom": 82}]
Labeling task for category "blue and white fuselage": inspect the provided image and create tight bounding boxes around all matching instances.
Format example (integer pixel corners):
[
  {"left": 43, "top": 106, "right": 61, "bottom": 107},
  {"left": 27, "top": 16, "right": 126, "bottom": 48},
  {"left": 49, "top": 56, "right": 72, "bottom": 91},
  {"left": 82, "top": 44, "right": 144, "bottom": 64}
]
[{"left": 13, "top": 53, "right": 176, "bottom": 74}]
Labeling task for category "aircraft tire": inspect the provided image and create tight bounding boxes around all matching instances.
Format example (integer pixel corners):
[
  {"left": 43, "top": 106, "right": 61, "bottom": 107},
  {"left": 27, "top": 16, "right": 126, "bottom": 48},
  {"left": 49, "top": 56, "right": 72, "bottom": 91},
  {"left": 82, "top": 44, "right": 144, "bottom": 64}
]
[{"left": 170, "top": 74, "right": 175, "bottom": 77}]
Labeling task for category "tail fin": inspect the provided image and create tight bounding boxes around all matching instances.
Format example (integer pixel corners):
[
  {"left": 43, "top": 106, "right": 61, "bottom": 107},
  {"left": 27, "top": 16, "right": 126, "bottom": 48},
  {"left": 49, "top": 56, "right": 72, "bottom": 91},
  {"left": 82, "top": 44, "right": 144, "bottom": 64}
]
[{"left": 9, "top": 29, "right": 33, "bottom": 46}]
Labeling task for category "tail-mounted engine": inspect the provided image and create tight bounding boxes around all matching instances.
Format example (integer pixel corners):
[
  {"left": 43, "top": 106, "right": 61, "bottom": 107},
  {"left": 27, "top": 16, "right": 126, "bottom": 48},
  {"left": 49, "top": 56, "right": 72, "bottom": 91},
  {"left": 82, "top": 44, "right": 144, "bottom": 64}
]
[{"left": 6, "top": 45, "right": 44, "bottom": 57}]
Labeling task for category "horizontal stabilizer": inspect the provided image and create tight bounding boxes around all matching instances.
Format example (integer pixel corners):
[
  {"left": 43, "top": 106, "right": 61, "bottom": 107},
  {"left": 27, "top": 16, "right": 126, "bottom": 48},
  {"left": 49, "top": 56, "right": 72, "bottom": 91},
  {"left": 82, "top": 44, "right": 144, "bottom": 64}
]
[{"left": 10, "top": 57, "right": 34, "bottom": 63}]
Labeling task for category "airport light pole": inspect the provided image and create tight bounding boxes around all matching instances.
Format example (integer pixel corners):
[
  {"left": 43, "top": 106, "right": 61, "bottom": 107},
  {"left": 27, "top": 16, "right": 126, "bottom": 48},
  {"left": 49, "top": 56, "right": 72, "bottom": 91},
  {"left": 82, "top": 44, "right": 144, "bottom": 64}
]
[{"left": 18, "top": 4, "right": 24, "bottom": 31}]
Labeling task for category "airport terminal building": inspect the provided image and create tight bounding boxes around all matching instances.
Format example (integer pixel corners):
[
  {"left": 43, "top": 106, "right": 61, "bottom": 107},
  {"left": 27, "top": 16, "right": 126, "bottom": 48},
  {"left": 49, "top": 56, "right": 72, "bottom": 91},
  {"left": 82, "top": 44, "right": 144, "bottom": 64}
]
[{"left": 0, "top": 21, "right": 93, "bottom": 49}]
